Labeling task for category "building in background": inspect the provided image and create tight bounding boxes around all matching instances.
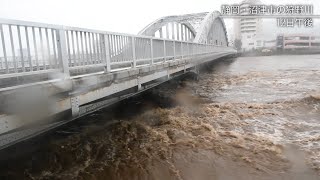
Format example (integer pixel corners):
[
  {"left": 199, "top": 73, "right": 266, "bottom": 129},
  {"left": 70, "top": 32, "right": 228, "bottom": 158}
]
[
  {"left": 277, "top": 34, "right": 320, "bottom": 52},
  {"left": 254, "top": 38, "right": 276, "bottom": 50},
  {"left": 234, "top": 0, "right": 263, "bottom": 51}
]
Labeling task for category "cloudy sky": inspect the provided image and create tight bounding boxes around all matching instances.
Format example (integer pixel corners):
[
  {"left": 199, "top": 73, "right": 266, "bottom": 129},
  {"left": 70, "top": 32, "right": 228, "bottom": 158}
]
[{"left": 0, "top": 0, "right": 319, "bottom": 37}]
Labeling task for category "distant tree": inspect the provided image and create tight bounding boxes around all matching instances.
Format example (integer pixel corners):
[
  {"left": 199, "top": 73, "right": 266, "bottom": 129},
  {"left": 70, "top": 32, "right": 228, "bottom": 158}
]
[{"left": 234, "top": 39, "right": 242, "bottom": 51}]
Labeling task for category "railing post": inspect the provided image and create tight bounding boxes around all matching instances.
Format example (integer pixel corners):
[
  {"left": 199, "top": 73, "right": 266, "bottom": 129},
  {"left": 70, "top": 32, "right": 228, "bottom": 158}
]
[
  {"left": 206, "top": 44, "right": 208, "bottom": 53},
  {"left": 181, "top": 42, "right": 183, "bottom": 59},
  {"left": 196, "top": 44, "right": 198, "bottom": 56},
  {"left": 132, "top": 36, "right": 136, "bottom": 68},
  {"left": 163, "top": 40, "right": 166, "bottom": 62},
  {"left": 103, "top": 34, "right": 111, "bottom": 73},
  {"left": 150, "top": 38, "right": 153, "bottom": 65},
  {"left": 173, "top": 40, "right": 176, "bottom": 60},
  {"left": 159, "top": 29, "right": 163, "bottom": 38},
  {"left": 56, "top": 28, "right": 70, "bottom": 78},
  {"left": 187, "top": 42, "right": 189, "bottom": 57}
]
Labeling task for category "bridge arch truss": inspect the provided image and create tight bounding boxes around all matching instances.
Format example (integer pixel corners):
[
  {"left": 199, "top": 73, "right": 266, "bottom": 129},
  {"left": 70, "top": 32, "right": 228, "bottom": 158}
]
[{"left": 139, "top": 11, "right": 228, "bottom": 46}]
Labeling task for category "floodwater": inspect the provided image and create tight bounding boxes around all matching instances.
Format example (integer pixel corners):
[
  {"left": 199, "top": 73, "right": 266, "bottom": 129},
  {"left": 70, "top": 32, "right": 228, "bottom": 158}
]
[{"left": 1, "top": 54, "right": 320, "bottom": 180}]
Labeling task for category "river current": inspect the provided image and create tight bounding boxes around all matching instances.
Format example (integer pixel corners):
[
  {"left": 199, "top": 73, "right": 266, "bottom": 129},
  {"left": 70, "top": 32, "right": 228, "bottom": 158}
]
[{"left": 1, "top": 54, "right": 320, "bottom": 180}]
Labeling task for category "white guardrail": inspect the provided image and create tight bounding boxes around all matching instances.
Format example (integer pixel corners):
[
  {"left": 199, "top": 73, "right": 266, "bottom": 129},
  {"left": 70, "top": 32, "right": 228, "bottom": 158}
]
[{"left": 0, "top": 18, "right": 231, "bottom": 80}]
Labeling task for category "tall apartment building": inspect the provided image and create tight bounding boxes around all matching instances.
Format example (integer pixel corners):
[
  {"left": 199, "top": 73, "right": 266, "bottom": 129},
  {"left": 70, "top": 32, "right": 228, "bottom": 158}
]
[{"left": 234, "top": 0, "right": 263, "bottom": 51}]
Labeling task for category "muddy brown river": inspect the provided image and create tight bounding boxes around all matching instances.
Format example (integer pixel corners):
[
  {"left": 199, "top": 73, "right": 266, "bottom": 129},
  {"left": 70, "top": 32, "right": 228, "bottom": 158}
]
[{"left": 1, "top": 54, "right": 320, "bottom": 180}]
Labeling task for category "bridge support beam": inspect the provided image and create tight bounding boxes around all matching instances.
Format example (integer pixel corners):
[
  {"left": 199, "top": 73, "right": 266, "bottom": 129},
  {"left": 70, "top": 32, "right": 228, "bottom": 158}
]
[
  {"left": 137, "top": 76, "right": 142, "bottom": 91},
  {"left": 71, "top": 96, "right": 80, "bottom": 117}
]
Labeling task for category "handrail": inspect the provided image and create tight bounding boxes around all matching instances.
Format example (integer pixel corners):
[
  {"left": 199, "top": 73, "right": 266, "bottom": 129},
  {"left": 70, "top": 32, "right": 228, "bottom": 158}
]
[{"left": 0, "top": 18, "right": 233, "bottom": 81}]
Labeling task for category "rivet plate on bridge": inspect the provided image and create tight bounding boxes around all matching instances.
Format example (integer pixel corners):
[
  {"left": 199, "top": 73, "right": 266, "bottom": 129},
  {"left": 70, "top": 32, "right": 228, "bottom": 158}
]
[{"left": 70, "top": 96, "right": 80, "bottom": 117}]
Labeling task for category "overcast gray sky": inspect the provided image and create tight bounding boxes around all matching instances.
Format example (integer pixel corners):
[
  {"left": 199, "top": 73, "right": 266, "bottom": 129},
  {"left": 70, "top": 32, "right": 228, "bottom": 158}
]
[{"left": 1, "top": 0, "right": 319, "bottom": 36}]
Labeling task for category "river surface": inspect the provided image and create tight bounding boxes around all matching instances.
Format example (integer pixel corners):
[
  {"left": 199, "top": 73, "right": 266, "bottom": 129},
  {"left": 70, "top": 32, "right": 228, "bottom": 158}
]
[{"left": 1, "top": 54, "right": 320, "bottom": 180}]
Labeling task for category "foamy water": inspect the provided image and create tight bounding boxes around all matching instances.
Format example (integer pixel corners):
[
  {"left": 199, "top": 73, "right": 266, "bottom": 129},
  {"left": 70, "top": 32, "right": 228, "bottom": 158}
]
[
  {"left": 191, "top": 55, "right": 320, "bottom": 172},
  {"left": 1, "top": 54, "right": 320, "bottom": 180}
]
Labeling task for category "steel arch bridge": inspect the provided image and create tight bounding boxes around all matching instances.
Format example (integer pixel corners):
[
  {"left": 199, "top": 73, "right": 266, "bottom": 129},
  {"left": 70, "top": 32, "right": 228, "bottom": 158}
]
[
  {"left": 139, "top": 11, "right": 228, "bottom": 46},
  {"left": 0, "top": 11, "right": 235, "bottom": 150}
]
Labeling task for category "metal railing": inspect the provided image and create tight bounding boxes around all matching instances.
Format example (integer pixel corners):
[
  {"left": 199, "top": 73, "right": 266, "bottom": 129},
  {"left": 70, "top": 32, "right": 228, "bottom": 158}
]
[{"left": 0, "top": 18, "right": 231, "bottom": 79}]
